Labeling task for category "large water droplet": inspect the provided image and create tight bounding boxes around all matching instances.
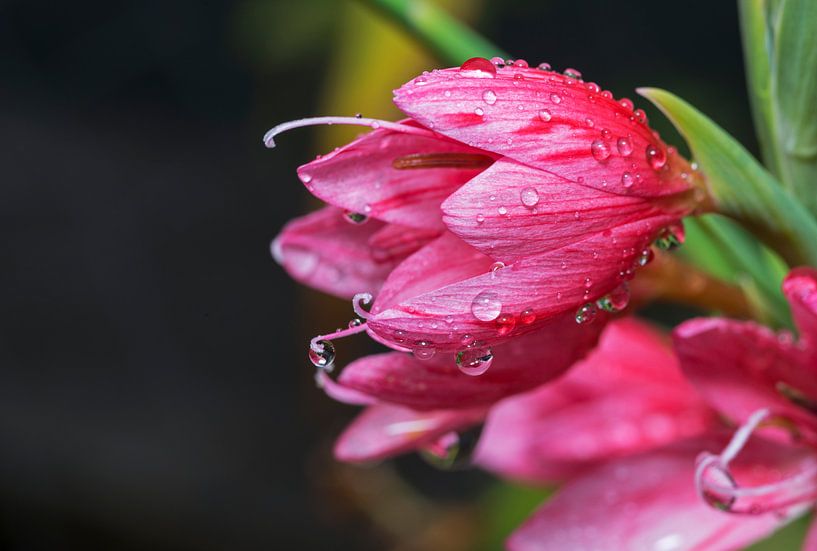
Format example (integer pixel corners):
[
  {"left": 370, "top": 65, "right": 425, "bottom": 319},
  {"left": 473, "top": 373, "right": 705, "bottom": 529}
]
[
  {"left": 539, "top": 109, "right": 552, "bottom": 122},
  {"left": 495, "top": 313, "right": 516, "bottom": 335},
  {"left": 621, "top": 172, "right": 634, "bottom": 188},
  {"left": 575, "top": 303, "right": 598, "bottom": 324},
  {"left": 471, "top": 291, "right": 502, "bottom": 321},
  {"left": 563, "top": 68, "right": 583, "bottom": 80},
  {"left": 520, "top": 308, "right": 536, "bottom": 325},
  {"left": 413, "top": 340, "right": 436, "bottom": 360},
  {"left": 596, "top": 284, "right": 630, "bottom": 312},
  {"left": 456, "top": 347, "right": 494, "bottom": 376},
  {"left": 520, "top": 187, "right": 540, "bottom": 207},
  {"left": 308, "top": 340, "right": 335, "bottom": 370},
  {"left": 459, "top": 57, "right": 497, "bottom": 77},
  {"left": 616, "top": 136, "right": 633, "bottom": 156},
  {"left": 591, "top": 139, "right": 611, "bottom": 161},
  {"left": 343, "top": 210, "right": 368, "bottom": 224},
  {"left": 646, "top": 144, "right": 667, "bottom": 170},
  {"left": 482, "top": 90, "right": 497, "bottom": 105}
]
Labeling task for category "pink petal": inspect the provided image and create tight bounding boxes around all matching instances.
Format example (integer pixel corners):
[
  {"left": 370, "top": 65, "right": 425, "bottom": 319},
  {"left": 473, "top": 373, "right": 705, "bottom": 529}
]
[
  {"left": 783, "top": 267, "right": 817, "bottom": 353},
  {"left": 296, "top": 120, "right": 495, "bottom": 230},
  {"left": 367, "top": 223, "right": 440, "bottom": 263},
  {"left": 368, "top": 217, "right": 673, "bottom": 351},
  {"left": 508, "top": 438, "right": 800, "bottom": 551},
  {"left": 394, "top": 65, "right": 694, "bottom": 199},
  {"left": 441, "top": 158, "right": 672, "bottom": 263},
  {"left": 339, "top": 310, "right": 602, "bottom": 410},
  {"left": 674, "top": 318, "right": 817, "bottom": 443},
  {"left": 804, "top": 518, "right": 817, "bottom": 551},
  {"left": 272, "top": 206, "right": 396, "bottom": 299},
  {"left": 476, "top": 320, "right": 715, "bottom": 482},
  {"left": 333, "top": 403, "right": 485, "bottom": 463}
]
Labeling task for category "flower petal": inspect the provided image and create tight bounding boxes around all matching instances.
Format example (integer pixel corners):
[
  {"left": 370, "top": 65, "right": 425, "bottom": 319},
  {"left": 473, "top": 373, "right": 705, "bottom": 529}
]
[
  {"left": 783, "top": 267, "right": 817, "bottom": 353},
  {"left": 394, "top": 66, "right": 694, "bottom": 199},
  {"left": 333, "top": 403, "right": 485, "bottom": 463},
  {"left": 297, "top": 120, "right": 495, "bottom": 230},
  {"left": 476, "top": 320, "right": 715, "bottom": 482},
  {"left": 674, "top": 318, "right": 817, "bottom": 443},
  {"left": 507, "top": 439, "right": 800, "bottom": 551},
  {"left": 368, "top": 217, "right": 673, "bottom": 351},
  {"left": 272, "top": 206, "right": 395, "bottom": 299},
  {"left": 441, "top": 158, "right": 671, "bottom": 263},
  {"left": 340, "top": 311, "right": 601, "bottom": 410},
  {"left": 367, "top": 223, "right": 441, "bottom": 264}
]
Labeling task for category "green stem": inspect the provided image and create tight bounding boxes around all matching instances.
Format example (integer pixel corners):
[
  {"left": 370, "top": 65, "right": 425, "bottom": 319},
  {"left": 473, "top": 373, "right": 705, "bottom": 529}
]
[{"left": 362, "top": 0, "right": 507, "bottom": 65}]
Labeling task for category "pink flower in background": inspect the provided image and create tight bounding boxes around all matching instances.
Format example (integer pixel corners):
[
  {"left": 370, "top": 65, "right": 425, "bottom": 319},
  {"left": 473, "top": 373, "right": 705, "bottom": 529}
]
[{"left": 269, "top": 58, "right": 707, "bottom": 369}]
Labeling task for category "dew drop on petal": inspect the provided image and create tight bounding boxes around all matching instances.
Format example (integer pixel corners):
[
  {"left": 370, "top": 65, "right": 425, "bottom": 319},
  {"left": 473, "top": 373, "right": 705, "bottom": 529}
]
[
  {"left": 591, "top": 139, "right": 611, "bottom": 161},
  {"left": 476, "top": 213, "right": 485, "bottom": 224},
  {"left": 482, "top": 90, "right": 498, "bottom": 105},
  {"left": 619, "top": 98, "right": 634, "bottom": 111},
  {"left": 636, "top": 247, "right": 654, "bottom": 266},
  {"left": 513, "top": 59, "right": 529, "bottom": 68},
  {"left": 308, "top": 340, "right": 335, "bottom": 369},
  {"left": 490, "top": 261, "right": 505, "bottom": 274},
  {"left": 575, "top": 303, "right": 598, "bottom": 324},
  {"left": 616, "top": 136, "right": 633, "bottom": 156},
  {"left": 520, "top": 187, "right": 540, "bottom": 207},
  {"left": 412, "top": 340, "right": 436, "bottom": 360},
  {"left": 459, "top": 57, "right": 497, "bottom": 77},
  {"left": 621, "top": 172, "right": 634, "bottom": 188},
  {"left": 474, "top": 107, "right": 485, "bottom": 117},
  {"left": 601, "top": 129, "right": 611, "bottom": 140},
  {"left": 563, "top": 68, "right": 582, "bottom": 79},
  {"left": 646, "top": 144, "right": 667, "bottom": 170},
  {"left": 585, "top": 117, "right": 594, "bottom": 128},
  {"left": 596, "top": 284, "right": 630, "bottom": 313},
  {"left": 537, "top": 62, "right": 552, "bottom": 71},
  {"left": 456, "top": 347, "right": 494, "bottom": 376},
  {"left": 520, "top": 308, "right": 536, "bottom": 325},
  {"left": 539, "top": 109, "right": 552, "bottom": 122},
  {"left": 471, "top": 291, "right": 502, "bottom": 321},
  {"left": 495, "top": 313, "right": 516, "bottom": 335},
  {"left": 497, "top": 206, "right": 508, "bottom": 215},
  {"left": 343, "top": 210, "right": 369, "bottom": 224},
  {"left": 550, "top": 93, "right": 562, "bottom": 104}
]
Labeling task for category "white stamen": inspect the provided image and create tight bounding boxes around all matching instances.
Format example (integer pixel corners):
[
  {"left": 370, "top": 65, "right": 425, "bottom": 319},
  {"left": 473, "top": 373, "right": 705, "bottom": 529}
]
[{"left": 263, "top": 116, "right": 438, "bottom": 148}]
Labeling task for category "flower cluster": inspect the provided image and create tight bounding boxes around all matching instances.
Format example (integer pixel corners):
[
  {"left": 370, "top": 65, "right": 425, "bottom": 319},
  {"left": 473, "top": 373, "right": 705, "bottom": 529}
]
[{"left": 268, "top": 57, "right": 817, "bottom": 550}]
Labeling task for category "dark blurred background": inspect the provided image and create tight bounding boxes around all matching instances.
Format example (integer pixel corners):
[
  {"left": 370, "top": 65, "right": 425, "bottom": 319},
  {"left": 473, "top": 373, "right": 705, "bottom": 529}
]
[{"left": 1, "top": 1, "right": 753, "bottom": 549}]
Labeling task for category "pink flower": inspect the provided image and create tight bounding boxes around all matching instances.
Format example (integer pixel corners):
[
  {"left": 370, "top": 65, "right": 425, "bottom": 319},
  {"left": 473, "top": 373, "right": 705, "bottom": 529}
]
[{"left": 268, "top": 58, "right": 706, "bottom": 361}]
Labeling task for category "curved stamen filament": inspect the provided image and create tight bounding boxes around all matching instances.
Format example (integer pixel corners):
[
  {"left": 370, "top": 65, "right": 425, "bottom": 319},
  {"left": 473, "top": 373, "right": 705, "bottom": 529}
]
[
  {"left": 309, "top": 322, "right": 369, "bottom": 356},
  {"left": 263, "top": 116, "right": 439, "bottom": 148},
  {"left": 352, "top": 292, "right": 373, "bottom": 320}
]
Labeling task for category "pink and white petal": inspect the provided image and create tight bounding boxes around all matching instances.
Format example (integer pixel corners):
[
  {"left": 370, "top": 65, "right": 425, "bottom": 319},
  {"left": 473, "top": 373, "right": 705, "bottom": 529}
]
[
  {"left": 394, "top": 66, "right": 693, "bottom": 199},
  {"left": 340, "top": 310, "right": 601, "bottom": 411},
  {"left": 272, "top": 206, "right": 394, "bottom": 299},
  {"left": 804, "top": 517, "right": 817, "bottom": 551},
  {"left": 507, "top": 440, "right": 794, "bottom": 551},
  {"left": 297, "top": 120, "right": 495, "bottom": 230},
  {"left": 783, "top": 267, "right": 817, "bottom": 352},
  {"left": 368, "top": 216, "right": 673, "bottom": 351},
  {"left": 441, "top": 158, "right": 669, "bottom": 263},
  {"left": 333, "top": 403, "right": 486, "bottom": 463},
  {"left": 674, "top": 318, "right": 817, "bottom": 443},
  {"left": 367, "top": 223, "right": 442, "bottom": 264}
]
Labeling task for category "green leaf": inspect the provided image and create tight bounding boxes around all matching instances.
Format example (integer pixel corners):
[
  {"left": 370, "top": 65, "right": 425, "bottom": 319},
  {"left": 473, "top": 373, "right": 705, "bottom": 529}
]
[
  {"left": 740, "top": 0, "right": 817, "bottom": 214},
  {"left": 638, "top": 87, "right": 817, "bottom": 268},
  {"left": 363, "top": 0, "right": 507, "bottom": 65}
]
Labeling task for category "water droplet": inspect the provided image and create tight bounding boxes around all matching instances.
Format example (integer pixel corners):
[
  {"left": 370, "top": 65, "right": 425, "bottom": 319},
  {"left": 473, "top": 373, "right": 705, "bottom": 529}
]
[
  {"left": 601, "top": 90, "right": 613, "bottom": 99},
  {"left": 476, "top": 213, "right": 485, "bottom": 224},
  {"left": 563, "top": 67, "right": 583, "bottom": 79},
  {"left": 575, "top": 303, "right": 598, "bottom": 324},
  {"left": 621, "top": 172, "right": 634, "bottom": 188},
  {"left": 474, "top": 107, "right": 484, "bottom": 117},
  {"left": 490, "top": 261, "right": 505, "bottom": 274},
  {"left": 497, "top": 206, "right": 508, "bottom": 215},
  {"left": 584, "top": 277, "right": 592, "bottom": 288},
  {"left": 537, "top": 62, "right": 552, "bottom": 71},
  {"left": 700, "top": 463, "right": 736, "bottom": 511},
  {"left": 482, "top": 90, "right": 497, "bottom": 105},
  {"left": 636, "top": 248, "right": 654, "bottom": 266},
  {"left": 654, "top": 225, "right": 684, "bottom": 250},
  {"left": 512, "top": 59, "right": 528, "bottom": 68},
  {"left": 634, "top": 108, "right": 648, "bottom": 124},
  {"left": 646, "top": 144, "right": 667, "bottom": 170},
  {"left": 459, "top": 57, "right": 497, "bottom": 77},
  {"left": 585, "top": 82, "right": 601, "bottom": 93},
  {"left": 550, "top": 93, "right": 562, "bottom": 104},
  {"left": 520, "top": 187, "right": 540, "bottom": 207},
  {"left": 471, "top": 291, "right": 502, "bottom": 321},
  {"left": 343, "top": 210, "right": 368, "bottom": 224},
  {"left": 585, "top": 117, "right": 594, "bottom": 128},
  {"left": 413, "top": 341, "right": 436, "bottom": 360},
  {"left": 308, "top": 340, "right": 335, "bottom": 369},
  {"left": 393, "top": 330, "right": 406, "bottom": 343},
  {"left": 460, "top": 334, "right": 476, "bottom": 348},
  {"left": 348, "top": 318, "right": 363, "bottom": 328},
  {"left": 539, "top": 109, "right": 552, "bottom": 122},
  {"left": 414, "top": 76, "right": 428, "bottom": 86},
  {"left": 619, "top": 98, "right": 634, "bottom": 111},
  {"left": 520, "top": 308, "right": 536, "bottom": 325},
  {"left": 420, "top": 425, "right": 484, "bottom": 470},
  {"left": 490, "top": 56, "right": 505, "bottom": 66},
  {"left": 616, "top": 136, "right": 633, "bottom": 156},
  {"left": 456, "top": 347, "right": 494, "bottom": 376},
  {"left": 495, "top": 313, "right": 516, "bottom": 335},
  {"left": 300, "top": 173, "right": 313, "bottom": 184},
  {"left": 596, "top": 284, "right": 630, "bottom": 312},
  {"left": 591, "top": 139, "right": 611, "bottom": 161},
  {"left": 601, "top": 128, "right": 611, "bottom": 139}
]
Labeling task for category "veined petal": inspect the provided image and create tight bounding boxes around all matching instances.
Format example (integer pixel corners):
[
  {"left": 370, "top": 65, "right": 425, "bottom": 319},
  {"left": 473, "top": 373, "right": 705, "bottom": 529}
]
[
  {"left": 296, "top": 120, "right": 495, "bottom": 230},
  {"left": 441, "top": 158, "right": 671, "bottom": 263},
  {"left": 339, "top": 310, "right": 601, "bottom": 411},
  {"left": 368, "top": 217, "right": 673, "bottom": 351},
  {"left": 674, "top": 318, "right": 817, "bottom": 443},
  {"left": 272, "top": 206, "right": 395, "bottom": 299},
  {"left": 783, "top": 267, "right": 817, "bottom": 352},
  {"left": 477, "top": 320, "right": 715, "bottom": 482},
  {"left": 508, "top": 439, "right": 798, "bottom": 551},
  {"left": 333, "top": 403, "right": 485, "bottom": 463},
  {"left": 367, "top": 223, "right": 441, "bottom": 264},
  {"left": 394, "top": 66, "right": 694, "bottom": 199}
]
